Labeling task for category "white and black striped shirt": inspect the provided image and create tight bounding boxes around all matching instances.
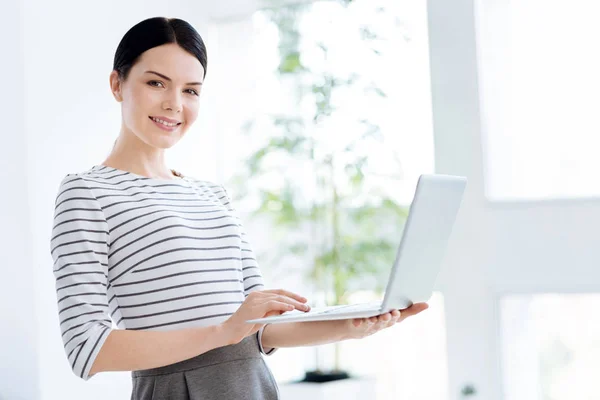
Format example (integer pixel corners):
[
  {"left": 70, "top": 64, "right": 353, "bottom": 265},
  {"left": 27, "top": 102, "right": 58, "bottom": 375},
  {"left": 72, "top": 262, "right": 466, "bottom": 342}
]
[{"left": 50, "top": 165, "right": 274, "bottom": 381}]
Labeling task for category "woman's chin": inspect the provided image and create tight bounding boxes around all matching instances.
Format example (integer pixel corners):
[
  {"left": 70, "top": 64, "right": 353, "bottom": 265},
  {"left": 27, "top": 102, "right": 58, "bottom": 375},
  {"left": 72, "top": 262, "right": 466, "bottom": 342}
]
[{"left": 144, "top": 135, "right": 181, "bottom": 150}]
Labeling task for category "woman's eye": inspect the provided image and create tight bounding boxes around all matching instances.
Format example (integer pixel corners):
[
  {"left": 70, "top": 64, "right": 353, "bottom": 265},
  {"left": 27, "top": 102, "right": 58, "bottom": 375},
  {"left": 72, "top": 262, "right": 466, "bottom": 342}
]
[{"left": 148, "top": 81, "right": 198, "bottom": 96}]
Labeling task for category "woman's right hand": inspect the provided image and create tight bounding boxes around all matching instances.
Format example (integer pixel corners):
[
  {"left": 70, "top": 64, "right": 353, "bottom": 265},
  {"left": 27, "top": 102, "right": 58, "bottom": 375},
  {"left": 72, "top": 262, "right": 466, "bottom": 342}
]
[{"left": 221, "top": 289, "right": 310, "bottom": 344}]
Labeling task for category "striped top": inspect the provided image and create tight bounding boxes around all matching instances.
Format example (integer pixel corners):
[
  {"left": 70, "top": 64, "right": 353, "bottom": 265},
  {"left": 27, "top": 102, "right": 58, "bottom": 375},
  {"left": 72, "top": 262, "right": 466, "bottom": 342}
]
[{"left": 50, "top": 165, "right": 274, "bottom": 381}]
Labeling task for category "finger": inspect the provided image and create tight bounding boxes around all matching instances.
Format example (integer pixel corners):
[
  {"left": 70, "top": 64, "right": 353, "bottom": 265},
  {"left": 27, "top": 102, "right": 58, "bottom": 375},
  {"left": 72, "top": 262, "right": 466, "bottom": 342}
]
[
  {"left": 389, "top": 310, "right": 401, "bottom": 325},
  {"left": 352, "top": 318, "right": 363, "bottom": 327},
  {"left": 378, "top": 313, "right": 392, "bottom": 323},
  {"left": 263, "top": 289, "right": 308, "bottom": 303},
  {"left": 404, "top": 303, "right": 429, "bottom": 315},
  {"left": 398, "top": 303, "right": 429, "bottom": 322},
  {"left": 267, "top": 294, "right": 310, "bottom": 311},
  {"left": 263, "top": 300, "right": 295, "bottom": 315},
  {"left": 369, "top": 316, "right": 377, "bottom": 323}
]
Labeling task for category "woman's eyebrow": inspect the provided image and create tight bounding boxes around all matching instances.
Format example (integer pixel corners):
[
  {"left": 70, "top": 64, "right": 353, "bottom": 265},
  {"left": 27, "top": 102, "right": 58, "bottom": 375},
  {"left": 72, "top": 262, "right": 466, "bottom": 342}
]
[{"left": 144, "top": 70, "right": 203, "bottom": 86}]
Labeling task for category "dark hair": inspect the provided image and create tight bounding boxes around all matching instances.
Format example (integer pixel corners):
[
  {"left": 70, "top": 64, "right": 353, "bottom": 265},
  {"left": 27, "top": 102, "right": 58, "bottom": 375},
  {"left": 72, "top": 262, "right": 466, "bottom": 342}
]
[{"left": 113, "top": 17, "right": 208, "bottom": 83}]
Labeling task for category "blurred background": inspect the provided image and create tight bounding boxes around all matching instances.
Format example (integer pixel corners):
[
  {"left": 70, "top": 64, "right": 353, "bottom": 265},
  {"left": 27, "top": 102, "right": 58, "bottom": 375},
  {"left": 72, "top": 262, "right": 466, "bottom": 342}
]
[{"left": 2, "top": 0, "right": 600, "bottom": 399}]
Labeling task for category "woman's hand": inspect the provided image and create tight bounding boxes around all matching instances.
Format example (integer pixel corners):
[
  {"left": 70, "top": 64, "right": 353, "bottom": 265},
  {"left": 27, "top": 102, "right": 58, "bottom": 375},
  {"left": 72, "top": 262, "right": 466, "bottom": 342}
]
[
  {"left": 343, "top": 302, "right": 429, "bottom": 340},
  {"left": 221, "top": 289, "right": 310, "bottom": 345}
]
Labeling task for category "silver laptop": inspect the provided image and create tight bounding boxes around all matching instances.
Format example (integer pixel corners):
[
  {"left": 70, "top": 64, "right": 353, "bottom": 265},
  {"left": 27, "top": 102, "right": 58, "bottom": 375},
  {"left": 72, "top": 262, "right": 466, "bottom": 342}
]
[{"left": 246, "top": 173, "right": 467, "bottom": 324}]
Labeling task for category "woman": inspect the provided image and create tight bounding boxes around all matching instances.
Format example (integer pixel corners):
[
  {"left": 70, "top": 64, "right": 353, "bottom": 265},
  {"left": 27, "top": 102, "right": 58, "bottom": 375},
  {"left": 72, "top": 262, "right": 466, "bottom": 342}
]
[{"left": 50, "top": 16, "right": 428, "bottom": 399}]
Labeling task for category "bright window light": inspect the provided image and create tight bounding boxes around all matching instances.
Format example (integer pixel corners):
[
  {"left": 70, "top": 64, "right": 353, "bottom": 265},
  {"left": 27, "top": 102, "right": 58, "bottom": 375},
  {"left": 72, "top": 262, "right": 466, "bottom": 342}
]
[
  {"left": 211, "top": 1, "right": 442, "bottom": 398},
  {"left": 483, "top": 1, "right": 600, "bottom": 201},
  {"left": 500, "top": 293, "right": 600, "bottom": 399},
  {"left": 215, "top": 0, "right": 435, "bottom": 209}
]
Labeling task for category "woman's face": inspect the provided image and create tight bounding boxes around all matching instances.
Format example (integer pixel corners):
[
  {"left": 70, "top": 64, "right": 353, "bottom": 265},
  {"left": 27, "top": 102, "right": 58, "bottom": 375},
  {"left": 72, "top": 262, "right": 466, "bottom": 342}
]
[{"left": 110, "top": 43, "right": 205, "bottom": 149}]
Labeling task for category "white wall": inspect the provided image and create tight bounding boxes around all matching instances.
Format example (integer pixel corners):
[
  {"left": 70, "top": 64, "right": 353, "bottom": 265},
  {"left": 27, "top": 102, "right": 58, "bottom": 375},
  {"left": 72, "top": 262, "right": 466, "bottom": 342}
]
[
  {"left": 0, "top": 2, "right": 39, "bottom": 400},
  {"left": 426, "top": 0, "right": 500, "bottom": 397}
]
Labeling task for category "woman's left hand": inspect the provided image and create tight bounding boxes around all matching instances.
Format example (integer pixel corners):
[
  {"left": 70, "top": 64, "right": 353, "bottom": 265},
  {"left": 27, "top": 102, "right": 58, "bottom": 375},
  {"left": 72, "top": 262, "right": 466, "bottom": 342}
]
[{"left": 344, "top": 302, "right": 429, "bottom": 340}]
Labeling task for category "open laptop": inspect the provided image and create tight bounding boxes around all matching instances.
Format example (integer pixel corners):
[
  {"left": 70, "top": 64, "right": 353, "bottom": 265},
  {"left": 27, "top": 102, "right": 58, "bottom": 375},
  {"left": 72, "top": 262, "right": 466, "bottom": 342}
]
[{"left": 246, "top": 173, "right": 467, "bottom": 324}]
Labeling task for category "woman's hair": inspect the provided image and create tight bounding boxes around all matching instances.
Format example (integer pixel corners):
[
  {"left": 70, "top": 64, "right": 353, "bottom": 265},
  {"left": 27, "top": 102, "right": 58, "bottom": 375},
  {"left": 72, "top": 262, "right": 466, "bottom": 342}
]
[{"left": 113, "top": 16, "right": 208, "bottom": 83}]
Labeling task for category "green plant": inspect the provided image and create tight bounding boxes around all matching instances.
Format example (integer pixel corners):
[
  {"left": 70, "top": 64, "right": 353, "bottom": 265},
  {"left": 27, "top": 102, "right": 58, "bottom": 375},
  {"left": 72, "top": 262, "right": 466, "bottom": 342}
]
[{"left": 229, "top": 0, "right": 408, "bottom": 373}]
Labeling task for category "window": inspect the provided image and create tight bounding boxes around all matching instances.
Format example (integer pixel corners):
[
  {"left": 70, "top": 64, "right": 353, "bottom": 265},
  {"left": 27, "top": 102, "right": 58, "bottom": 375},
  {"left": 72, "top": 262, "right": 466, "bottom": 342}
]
[
  {"left": 482, "top": 1, "right": 600, "bottom": 201},
  {"left": 500, "top": 293, "right": 600, "bottom": 399},
  {"left": 213, "top": 0, "right": 435, "bottom": 209}
]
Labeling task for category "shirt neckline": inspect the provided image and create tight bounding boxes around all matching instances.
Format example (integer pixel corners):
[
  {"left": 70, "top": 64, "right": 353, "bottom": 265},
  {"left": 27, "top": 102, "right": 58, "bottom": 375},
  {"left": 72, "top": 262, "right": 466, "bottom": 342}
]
[{"left": 92, "top": 164, "right": 189, "bottom": 183}]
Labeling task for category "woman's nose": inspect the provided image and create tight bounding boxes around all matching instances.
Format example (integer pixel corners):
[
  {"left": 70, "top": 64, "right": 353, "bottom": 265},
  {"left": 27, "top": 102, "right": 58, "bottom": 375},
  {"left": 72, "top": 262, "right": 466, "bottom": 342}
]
[{"left": 163, "top": 92, "right": 183, "bottom": 113}]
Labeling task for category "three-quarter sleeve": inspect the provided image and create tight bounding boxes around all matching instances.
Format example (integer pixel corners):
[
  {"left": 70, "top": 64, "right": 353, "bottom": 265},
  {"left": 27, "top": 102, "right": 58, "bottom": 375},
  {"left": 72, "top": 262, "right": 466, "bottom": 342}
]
[
  {"left": 218, "top": 184, "right": 277, "bottom": 355},
  {"left": 50, "top": 175, "right": 113, "bottom": 380}
]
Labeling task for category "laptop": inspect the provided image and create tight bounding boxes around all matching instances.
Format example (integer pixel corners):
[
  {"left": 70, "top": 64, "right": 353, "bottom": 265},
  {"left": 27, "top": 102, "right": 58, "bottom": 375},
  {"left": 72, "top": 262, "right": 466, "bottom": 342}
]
[{"left": 246, "top": 173, "right": 467, "bottom": 324}]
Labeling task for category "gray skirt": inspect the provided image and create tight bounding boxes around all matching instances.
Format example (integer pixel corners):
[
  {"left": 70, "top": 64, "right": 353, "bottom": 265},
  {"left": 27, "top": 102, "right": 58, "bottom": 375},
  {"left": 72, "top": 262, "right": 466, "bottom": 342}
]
[{"left": 131, "top": 334, "right": 280, "bottom": 400}]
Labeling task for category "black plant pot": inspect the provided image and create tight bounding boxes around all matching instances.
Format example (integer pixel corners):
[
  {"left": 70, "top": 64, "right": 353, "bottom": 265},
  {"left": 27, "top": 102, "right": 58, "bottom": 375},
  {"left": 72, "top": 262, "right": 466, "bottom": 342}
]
[{"left": 300, "top": 370, "right": 351, "bottom": 383}]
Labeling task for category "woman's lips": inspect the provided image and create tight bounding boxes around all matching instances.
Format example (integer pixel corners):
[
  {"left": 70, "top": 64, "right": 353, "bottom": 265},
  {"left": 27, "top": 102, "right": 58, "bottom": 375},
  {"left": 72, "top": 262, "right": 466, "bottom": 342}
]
[{"left": 149, "top": 116, "right": 181, "bottom": 132}]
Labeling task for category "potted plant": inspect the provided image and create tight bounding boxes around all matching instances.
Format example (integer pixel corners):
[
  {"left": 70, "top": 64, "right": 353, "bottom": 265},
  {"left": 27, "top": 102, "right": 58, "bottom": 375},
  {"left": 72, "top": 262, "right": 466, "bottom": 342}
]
[{"left": 228, "top": 0, "right": 409, "bottom": 391}]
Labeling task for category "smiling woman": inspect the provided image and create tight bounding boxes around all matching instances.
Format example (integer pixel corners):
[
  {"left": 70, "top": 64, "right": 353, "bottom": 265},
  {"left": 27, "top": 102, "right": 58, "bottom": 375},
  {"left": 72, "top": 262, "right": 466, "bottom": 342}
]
[
  {"left": 49, "top": 15, "right": 427, "bottom": 400},
  {"left": 48, "top": 16, "right": 295, "bottom": 400}
]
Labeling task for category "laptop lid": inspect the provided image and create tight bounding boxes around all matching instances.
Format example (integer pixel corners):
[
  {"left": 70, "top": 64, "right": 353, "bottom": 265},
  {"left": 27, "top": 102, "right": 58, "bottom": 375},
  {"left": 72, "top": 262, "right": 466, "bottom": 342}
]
[{"left": 380, "top": 174, "right": 467, "bottom": 311}]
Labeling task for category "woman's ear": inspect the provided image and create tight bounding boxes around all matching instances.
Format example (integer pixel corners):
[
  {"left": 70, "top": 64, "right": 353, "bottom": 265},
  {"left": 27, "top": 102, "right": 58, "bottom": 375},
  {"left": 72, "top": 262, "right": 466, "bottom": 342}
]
[{"left": 109, "top": 70, "right": 123, "bottom": 102}]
